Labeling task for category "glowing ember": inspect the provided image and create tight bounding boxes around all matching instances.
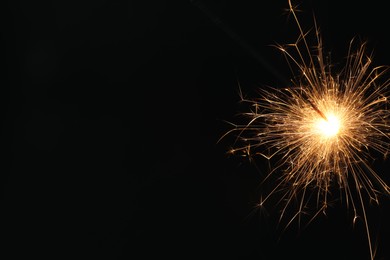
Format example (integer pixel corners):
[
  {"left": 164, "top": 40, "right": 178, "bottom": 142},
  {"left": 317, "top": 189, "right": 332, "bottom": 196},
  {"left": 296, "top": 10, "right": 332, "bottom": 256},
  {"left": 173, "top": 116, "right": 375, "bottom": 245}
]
[{"left": 315, "top": 113, "right": 340, "bottom": 138}]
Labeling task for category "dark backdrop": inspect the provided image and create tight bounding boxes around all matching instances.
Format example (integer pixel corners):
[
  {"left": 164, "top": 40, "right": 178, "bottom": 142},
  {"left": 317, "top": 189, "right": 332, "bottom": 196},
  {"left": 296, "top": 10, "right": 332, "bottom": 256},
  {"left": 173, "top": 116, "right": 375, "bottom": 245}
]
[{"left": 3, "top": 1, "right": 390, "bottom": 259}]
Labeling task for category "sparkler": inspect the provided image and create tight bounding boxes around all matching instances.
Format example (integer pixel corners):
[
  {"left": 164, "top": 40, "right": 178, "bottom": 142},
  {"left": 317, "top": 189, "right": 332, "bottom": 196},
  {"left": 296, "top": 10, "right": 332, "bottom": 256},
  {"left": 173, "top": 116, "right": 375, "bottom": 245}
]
[{"left": 220, "top": 1, "right": 390, "bottom": 259}]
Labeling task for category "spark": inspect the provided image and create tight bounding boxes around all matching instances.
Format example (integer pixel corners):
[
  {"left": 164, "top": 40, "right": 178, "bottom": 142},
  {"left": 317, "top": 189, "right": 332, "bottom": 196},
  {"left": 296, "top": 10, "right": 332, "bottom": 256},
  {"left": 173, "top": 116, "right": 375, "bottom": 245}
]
[
  {"left": 220, "top": 1, "right": 390, "bottom": 259},
  {"left": 315, "top": 113, "right": 340, "bottom": 137}
]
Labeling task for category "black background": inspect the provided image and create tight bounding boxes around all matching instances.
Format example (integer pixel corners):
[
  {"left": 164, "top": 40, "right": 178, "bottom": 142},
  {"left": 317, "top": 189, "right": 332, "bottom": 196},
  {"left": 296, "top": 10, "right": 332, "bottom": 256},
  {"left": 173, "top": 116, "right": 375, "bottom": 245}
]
[{"left": 3, "top": 0, "right": 390, "bottom": 259}]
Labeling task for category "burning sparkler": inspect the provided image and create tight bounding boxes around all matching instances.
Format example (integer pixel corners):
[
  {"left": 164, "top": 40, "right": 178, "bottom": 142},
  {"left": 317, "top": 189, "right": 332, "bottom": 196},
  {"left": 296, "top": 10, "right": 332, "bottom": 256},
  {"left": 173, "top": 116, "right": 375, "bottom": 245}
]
[{"left": 220, "top": 1, "right": 390, "bottom": 259}]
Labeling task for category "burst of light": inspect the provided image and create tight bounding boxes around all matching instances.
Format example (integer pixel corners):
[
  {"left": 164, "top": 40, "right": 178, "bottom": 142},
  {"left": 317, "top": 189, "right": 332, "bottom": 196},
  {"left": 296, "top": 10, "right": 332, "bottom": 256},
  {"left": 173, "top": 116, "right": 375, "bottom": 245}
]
[
  {"left": 315, "top": 113, "right": 340, "bottom": 138},
  {"left": 220, "top": 1, "right": 390, "bottom": 259}
]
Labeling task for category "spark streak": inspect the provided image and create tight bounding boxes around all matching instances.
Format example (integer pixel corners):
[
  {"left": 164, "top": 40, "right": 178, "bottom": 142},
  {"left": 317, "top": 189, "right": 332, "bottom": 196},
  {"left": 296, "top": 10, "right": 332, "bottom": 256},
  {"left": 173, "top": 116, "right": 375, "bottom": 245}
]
[{"left": 220, "top": 1, "right": 390, "bottom": 259}]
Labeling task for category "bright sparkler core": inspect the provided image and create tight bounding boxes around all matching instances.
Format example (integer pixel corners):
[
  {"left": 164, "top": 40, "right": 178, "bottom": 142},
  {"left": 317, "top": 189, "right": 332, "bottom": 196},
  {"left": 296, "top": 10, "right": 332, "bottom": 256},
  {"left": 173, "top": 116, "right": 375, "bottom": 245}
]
[{"left": 315, "top": 113, "right": 340, "bottom": 138}]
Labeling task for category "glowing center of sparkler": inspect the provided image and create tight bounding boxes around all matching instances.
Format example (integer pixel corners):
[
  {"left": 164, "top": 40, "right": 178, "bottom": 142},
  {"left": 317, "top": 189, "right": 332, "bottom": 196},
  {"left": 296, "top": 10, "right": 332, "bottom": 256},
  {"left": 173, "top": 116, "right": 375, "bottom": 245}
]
[{"left": 316, "top": 114, "right": 340, "bottom": 138}]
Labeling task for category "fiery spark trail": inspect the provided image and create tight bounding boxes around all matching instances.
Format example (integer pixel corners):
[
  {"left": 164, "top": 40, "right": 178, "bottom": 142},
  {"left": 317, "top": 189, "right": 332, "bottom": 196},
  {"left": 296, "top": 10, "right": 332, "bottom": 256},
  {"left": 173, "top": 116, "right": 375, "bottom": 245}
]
[{"left": 220, "top": 1, "right": 390, "bottom": 259}]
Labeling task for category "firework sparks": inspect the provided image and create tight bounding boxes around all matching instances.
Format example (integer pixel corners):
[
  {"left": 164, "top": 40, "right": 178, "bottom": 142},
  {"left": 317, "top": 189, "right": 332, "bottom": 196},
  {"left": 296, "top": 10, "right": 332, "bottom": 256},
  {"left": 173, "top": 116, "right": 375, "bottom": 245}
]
[{"left": 220, "top": 1, "right": 390, "bottom": 259}]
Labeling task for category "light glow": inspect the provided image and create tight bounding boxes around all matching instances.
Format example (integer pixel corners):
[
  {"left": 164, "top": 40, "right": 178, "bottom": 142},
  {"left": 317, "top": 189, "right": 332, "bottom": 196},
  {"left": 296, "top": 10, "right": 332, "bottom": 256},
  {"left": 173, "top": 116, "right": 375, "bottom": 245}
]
[
  {"left": 220, "top": 1, "right": 390, "bottom": 260},
  {"left": 315, "top": 113, "right": 341, "bottom": 138}
]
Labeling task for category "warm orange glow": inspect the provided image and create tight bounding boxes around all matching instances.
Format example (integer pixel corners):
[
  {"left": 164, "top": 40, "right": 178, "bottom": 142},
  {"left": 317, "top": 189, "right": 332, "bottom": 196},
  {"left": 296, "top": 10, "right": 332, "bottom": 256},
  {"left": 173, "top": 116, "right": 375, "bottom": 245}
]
[
  {"left": 220, "top": 1, "right": 390, "bottom": 260},
  {"left": 314, "top": 113, "right": 341, "bottom": 138}
]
